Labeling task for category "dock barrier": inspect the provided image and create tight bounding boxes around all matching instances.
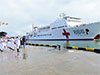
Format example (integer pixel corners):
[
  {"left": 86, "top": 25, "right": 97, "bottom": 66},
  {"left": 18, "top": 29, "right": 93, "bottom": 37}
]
[
  {"left": 26, "top": 43, "right": 61, "bottom": 50},
  {"left": 66, "top": 47, "right": 100, "bottom": 53}
]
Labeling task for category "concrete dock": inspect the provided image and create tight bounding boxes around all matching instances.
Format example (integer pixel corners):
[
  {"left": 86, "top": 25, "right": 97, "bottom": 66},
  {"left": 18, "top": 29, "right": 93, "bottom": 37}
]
[{"left": 0, "top": 46, "right": 100, "bottom": 75}]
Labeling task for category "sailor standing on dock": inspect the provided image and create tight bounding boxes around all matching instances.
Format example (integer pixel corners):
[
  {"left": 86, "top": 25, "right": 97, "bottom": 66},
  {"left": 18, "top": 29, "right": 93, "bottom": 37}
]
[
  {"left": 22, "top": 36, "right": 26, "bottom": 50},
  {"left": 15, "top": 37, "right": 20, "bottom": 52},
  {"left": 7, "top": 37, "right": 16, "bottom": 51},
  {"left": 0, "top": 38, "right": 4, "bottom": 52}
]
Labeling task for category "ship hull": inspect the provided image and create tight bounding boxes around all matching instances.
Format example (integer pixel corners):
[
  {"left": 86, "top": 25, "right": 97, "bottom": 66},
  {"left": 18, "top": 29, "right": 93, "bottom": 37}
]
[{"left": 27, "top": 22, "right": 100, "bottom": 41}]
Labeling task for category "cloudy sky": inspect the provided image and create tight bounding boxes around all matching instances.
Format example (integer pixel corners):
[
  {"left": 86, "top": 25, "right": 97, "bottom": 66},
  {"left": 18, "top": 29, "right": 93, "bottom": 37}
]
[{"left": 0, "top": 0, "right": 100, "bottom": 36}]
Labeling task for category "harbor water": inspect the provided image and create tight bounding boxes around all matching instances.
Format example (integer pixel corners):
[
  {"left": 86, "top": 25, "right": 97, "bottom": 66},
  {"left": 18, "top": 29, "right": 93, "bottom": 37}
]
[{"left": 27, "top": 40, "right": 100, "bottom": 49}]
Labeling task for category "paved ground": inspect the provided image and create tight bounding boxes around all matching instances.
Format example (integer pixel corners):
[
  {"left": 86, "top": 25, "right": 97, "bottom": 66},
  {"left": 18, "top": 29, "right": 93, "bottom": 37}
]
[{"left": 0, "top": 46, "right": 100, "bottom": 75}]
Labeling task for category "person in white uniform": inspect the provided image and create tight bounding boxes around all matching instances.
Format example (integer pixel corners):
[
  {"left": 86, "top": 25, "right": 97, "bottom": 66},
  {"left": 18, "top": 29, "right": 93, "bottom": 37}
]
[
  {"left": 15, "top": 37, "right": 20, "bottom": 52},
  {"left": 0, "top": 38, "right": 4, "bottom": 52},
  {"left": 7, "top": 37, "right": 16, "bottom": 51}
]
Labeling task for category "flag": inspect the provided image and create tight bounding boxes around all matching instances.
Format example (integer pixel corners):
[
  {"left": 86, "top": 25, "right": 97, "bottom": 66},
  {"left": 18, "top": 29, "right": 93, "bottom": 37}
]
[
  {"left": 2, "top": 22, "right": 5, "bottom": 25},
  {"left": 6, "top": 23, "right": 8, "bottom": 25},
  {"left": 0, "top": 22, "right": 8, "bottom": 25}
]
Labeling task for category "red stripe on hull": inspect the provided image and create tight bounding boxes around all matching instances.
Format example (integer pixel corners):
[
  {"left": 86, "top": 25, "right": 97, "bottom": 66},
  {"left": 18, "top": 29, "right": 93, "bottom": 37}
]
[
  {"left": 94, "top": 37, "right": 100, "bottom": 39},
  {"left": 94, "top": 34, "right": 100, "bottom": 39},
  {"left": 27, "top": 38, "right": 94, "bottom": 41}
]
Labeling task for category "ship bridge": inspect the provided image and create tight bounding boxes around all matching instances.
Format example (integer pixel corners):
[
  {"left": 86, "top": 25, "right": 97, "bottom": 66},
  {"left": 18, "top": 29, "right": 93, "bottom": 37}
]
[
  {"left": 64, "top": 16, "right": 83, "bottom": 27},
  {"left": 59, "top": 13, "right": 83, "bottom": 27}
]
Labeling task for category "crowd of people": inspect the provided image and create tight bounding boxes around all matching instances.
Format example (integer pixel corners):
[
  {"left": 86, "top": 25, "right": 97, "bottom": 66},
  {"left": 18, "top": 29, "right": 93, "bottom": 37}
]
[{"left": 0, "top": 36, "right": 26, "bottom": 52}]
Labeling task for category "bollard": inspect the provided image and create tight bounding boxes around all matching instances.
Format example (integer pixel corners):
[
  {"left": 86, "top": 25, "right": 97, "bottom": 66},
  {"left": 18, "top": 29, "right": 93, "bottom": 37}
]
[{"left": 57, "top": 45, "right": 61, "bottom": 50}]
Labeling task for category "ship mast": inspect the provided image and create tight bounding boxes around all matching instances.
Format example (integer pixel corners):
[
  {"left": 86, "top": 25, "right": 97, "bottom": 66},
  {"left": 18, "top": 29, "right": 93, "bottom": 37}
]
[
  {"left": 32, "top": 24, "right": 37, "bottom": 34},
  {"left": 32, "top": 24, "right": 34, "bottom": 34}
]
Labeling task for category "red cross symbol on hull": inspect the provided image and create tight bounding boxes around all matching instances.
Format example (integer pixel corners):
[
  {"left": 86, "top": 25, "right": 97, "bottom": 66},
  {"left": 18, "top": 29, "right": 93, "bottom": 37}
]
[{"left": 62, "top": 29, "right": 70, "bottom": 39}]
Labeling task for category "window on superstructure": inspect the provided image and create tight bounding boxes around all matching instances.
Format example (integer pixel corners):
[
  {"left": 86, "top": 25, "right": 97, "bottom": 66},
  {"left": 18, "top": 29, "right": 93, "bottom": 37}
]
[
  {"left": 67, "top": 20, "right": 81, "bottom": 22},
  {"left": 37, "top": 34, "right": 52, "bottom": 36},
  {"left": 52, "top": 25, "right": 67, "bottom": 30},
  {"left": 52, "top": 27, "right": 57, "bottom": 30},
  {"left": 39, "top": 26, "right": 50, "bottom": 30},
  {"left": 65, "top": 25, "right": 67, "bottom": 27},
  {"left": 58, "top": 26, "right": 64, "bottom": 28}
]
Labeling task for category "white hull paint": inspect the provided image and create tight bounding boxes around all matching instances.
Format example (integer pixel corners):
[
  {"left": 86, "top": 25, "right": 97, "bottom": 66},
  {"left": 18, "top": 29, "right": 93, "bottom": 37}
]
[{"left": 27, "top": 15, "right": 100, "bottom": 41}]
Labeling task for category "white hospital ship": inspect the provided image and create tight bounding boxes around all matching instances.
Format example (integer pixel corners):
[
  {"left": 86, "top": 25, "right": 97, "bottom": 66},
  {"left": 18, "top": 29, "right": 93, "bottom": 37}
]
[{"left": 26, "top": 14, "right": 100, "bottom": 41}]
